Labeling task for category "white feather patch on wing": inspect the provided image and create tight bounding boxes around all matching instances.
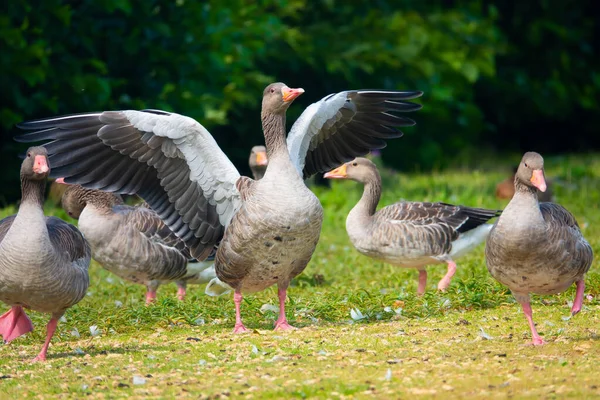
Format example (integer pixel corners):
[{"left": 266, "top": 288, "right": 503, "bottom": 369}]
[
  {"left": 182, "top": 261, "right": 215, "bottom": 282},
  {"left": 287, "top": 92, "right": 348, "bottom": 175},
  {"left": 449, "top": 224, "right": 493, "bottom": 259},
  {"left": 123, "top": 110, "right": 242, "bottom": 227},
  {"left": 205, "top": 277, "right": 233, "bottom": 296}
]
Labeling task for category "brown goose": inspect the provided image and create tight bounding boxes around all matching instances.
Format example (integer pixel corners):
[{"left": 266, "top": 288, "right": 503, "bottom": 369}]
[
  {"left": 0, "top": 147, "right": 90, "bottom": 361},
  {"left": 495, "top": 166, "right": 553, "bottom": 202},
  {"left": 249, "top": 145, "right": 268, "bottom": 180},
  {"left": 16, "top": 83, "right": 422, "bottom": 332},
  {"left": 485, "top": 152, "right": 592, "bottom": 345},
  {"left": 59, "top": 181, "right": 227, "bottom": 303},
  {"left": 325, "top": 158, "right": 501, "bottom": 294}
]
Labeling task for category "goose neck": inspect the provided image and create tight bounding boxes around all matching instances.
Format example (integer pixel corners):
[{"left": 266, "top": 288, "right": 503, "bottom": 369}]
[
  {"left": 351, "top": 173, "right": 382, "bottom": 219},
  {"left": 261, "top": 112, "right": 288, "bottom": 161},
  {"left": 20, "top": 176, "right": 46, "bottom": 207}
]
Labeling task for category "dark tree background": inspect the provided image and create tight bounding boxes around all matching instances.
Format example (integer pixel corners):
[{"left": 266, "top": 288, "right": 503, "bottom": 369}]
[{"left": 1, "top": 0, "right": 598, "bottom": 204}]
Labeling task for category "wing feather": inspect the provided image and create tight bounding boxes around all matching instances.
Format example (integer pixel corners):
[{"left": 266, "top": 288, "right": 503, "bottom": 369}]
[
  {"left": 16, "top": 110, "right": 241, "bottom": 260},
  {"left": 377, "top": 202, "right": 501, "bottom": 234},
  {"left": 46, "top": 217, "right": 91, "bottom": 263},
  {"left": 287, "top": 89, "right": 423, "bottom": 178}
]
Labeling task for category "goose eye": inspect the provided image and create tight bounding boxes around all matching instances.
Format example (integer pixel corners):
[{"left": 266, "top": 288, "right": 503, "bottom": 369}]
[
  {"left": 524, "top": 162, "right": 528, "bottom": 168},
  {"left": 27, "top": 153, "right": 31, "bottom": 158},
  {"left": 270, "top": 88, "right": 275, "bottom": 93},
  {"left": 352, "top": 162, "right": 358, "bottom": 166}
]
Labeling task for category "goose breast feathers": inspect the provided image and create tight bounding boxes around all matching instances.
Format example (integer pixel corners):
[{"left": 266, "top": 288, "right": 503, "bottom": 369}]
[{"left": 0, "top": 215, "right": 90, "bottom": 265}]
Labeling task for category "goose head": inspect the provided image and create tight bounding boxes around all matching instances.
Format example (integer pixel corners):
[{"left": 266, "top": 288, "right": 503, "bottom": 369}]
[
  {"left": 249, "top": 145, "right": 268, "bottom": 179},
  {"left": 516, "top": 152, "right": 547, "bottom": 192},
  {"left": 59, "top": 181, "right": 86, "bottom": 219},
  {"left": 324, "top": 157, "right": 379, "bottom": 184},
  {"left": 21, "top": 146, "right": 50, "bottom": 181},
  {"left": 261, "top": 82, "right": 304, "bottom": 115},
  {"left": 57, "top": 180, "right": 123, "bottom": 219}
]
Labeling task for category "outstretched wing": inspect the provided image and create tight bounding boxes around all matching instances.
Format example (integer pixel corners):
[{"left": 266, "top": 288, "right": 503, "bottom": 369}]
[
  {"left": 16, "top": 110, "right": 241, "bottom": 260},
  {"left": 286, "top": 90, "right": 422, "bottom": 178}
]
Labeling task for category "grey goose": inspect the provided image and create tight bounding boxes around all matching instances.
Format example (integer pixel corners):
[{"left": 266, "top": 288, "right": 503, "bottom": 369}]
[
  {"left": 59, "top": 181, "right": 229, "bottom": 304},
  {"left": 485, "top": 152, "right": 592, "bottom": 345},
  {"left": 325, "top": 157, "right": 501, "bottom": 294},
  {"left": 0, "top": 147, "right": 90, "bottom": 361}
]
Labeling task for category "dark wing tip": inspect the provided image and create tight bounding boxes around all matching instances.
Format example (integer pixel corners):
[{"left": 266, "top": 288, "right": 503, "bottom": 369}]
[
  {"left": 16, "top": 112, "right": 104, "bottom": 129},
  {"left": 396, "top": 118, "right": 417, "bottom": 127},
  {"left": 141, "top": 109, "right": 172, "bottom": 116},
  {"left": 355, "top": 90, "right": 424, "bottom": 100},
  {"left": 397, "top": 102, "right": 423, "bottom": 112},
  {"left": 15, "top": 119, "right": 47, "bottom": 130},
  {"left": 13, "top": 134, "right": 32, "bottom": 143}
]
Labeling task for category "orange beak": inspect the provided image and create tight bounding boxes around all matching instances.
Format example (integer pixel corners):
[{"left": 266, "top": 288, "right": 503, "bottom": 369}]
[
  {"left": 324, "top": 164, "right": 348, "bottom": 179},
  {"left": 255, "top": 151, "right": 268, "bottom": 166},
  {"left": 530, "top": 169, "right": 547, "bottom": 192},
  {"left": 33, "top": 155, "right": 49, "bottom": 174},
  {"left": 281, "top": 86, "right": 305, "bottom": 102}
]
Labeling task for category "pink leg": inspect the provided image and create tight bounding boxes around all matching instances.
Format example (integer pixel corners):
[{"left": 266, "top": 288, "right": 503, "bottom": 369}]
[
  {"left": 417, "top": 270, "right": 427, "bottom": 296},
  {"left": 32, "top": 318, "right": 58, "bottom": 362},
  {"left": 571, "top": 279, "right": 585, "bottom": 316},
  {"left": 274, "top": 286, "right": 295, "bottom": 331},
  {"left": 233, "top": 290, "right": 250, "bottom": 334},
  {"left": 437, "top": 260, "right": 457, "bottom": 291},
  {"left": 145, "top": 290, "right": 157, "bottom": 305},
  {"left": 0, "top": 306, "right": 34, "bottom": 343},
  {"left": 520, "top": 300, "right": 545, "bottom": 346},
  {"left": 177, "top": 286, "right": 186, "bottom": 301}
]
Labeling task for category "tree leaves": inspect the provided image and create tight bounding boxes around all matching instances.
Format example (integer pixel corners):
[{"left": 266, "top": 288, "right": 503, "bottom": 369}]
[{"left": 0, "top": 0, "right": 598, "bottom": 203}]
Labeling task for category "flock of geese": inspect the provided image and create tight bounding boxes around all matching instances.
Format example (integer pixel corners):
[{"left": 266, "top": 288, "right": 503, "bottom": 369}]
[{"left": 0, "top": 83, "right": 593, "bottom": 361}]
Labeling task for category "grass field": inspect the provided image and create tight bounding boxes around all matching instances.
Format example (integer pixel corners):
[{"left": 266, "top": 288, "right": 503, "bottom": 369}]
[{"left": 1, "top": 154, "right": 599, "bottom": 399}]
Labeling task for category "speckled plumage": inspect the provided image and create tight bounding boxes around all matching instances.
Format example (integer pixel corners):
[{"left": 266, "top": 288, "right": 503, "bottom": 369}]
[
  {"left": 216, "top": 156, "right": 323, "bottom": 294},
  {"left": 485, "top": 152, "right": 593, "bottom": 345},
  {"left": 0, "top": 147, "right": 90, "bottom": 361},
  {"left": 486, "top": 201, "right": 591, "bottom": 296}
]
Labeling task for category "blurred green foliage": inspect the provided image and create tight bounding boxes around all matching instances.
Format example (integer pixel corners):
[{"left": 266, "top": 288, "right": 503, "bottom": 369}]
[{"left": 1, "top": 0, "right": 598, "bottom": 204}]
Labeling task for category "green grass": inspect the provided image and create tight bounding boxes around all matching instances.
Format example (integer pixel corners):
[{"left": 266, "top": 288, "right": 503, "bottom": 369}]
[{"left": 1, "top": 154, "right": 599, "bottom": 399}]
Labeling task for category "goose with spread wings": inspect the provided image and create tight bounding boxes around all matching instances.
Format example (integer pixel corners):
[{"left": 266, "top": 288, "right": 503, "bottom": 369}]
[{"left": 16, "top": 82, "right": 422, "bottom": 332}]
